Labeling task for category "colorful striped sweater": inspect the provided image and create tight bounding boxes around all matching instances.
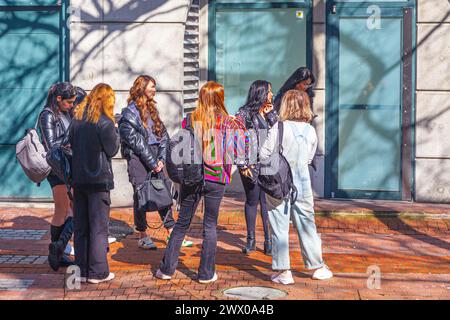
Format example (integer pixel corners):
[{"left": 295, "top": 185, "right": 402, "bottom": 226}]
[{"left": 182, "top": 114, "right": 247, "bottom": 185}]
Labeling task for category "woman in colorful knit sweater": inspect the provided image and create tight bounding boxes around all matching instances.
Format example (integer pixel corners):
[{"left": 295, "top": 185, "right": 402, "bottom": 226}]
[{"left": 157, "top": 81, "right": 247, "bottom": 283}]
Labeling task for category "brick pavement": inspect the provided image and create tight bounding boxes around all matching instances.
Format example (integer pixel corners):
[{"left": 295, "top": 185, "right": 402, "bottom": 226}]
[{"left": 0, "top": 197, "right": 449, "bottom": 300}]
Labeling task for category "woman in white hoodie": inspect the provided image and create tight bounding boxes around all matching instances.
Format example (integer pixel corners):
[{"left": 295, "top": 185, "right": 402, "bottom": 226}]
[{"left": 260, "top": 90, "right": 333, "bottom": 285}]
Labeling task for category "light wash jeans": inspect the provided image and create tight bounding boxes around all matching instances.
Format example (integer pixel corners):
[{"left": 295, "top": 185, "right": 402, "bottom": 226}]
[{"left": 266, "top": 194, "right": 324, "bottom": 271}]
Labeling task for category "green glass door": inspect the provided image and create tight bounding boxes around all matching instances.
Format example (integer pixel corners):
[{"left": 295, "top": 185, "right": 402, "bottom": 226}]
[
  {"left": 0, "top": 4, "right": 64, "bottom": 199},
  {"left": 326, "top": 3, "right": 414, "bottom": 200},
  {"left": 210, "top": 1, "right": 311, "bottom": 115}
]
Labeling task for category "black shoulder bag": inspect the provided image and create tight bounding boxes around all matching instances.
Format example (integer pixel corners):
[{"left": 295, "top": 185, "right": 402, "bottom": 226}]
[{"left": 135, "top": 171, "right": 173, "bottom": 212}]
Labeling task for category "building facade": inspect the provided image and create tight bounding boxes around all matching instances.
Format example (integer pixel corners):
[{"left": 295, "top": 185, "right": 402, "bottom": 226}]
[{"left": 0, "top": 0, "right": 449, "bottom": 205}]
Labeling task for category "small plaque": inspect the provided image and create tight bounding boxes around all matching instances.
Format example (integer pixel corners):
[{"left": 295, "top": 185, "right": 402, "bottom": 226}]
[{"left": 296, "top": 10, "right": 304, "bottom": 19}]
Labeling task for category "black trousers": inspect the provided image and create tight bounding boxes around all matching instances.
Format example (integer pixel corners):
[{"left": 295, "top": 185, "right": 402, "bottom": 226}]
[
  {"left": 240, "top": 172, "right": 270, "bottom": 240},
  {"left": 160, "top": 181, "right": 225, "bottom": 281},
  {"left": 73, "top": 188, "right": 110, "bottom": 280},
  {"left": 133, "top": 189, "right": 175, "bottom": 232},
  {"left": 127, "top": 152, "right": 175, "bottom": 232}
]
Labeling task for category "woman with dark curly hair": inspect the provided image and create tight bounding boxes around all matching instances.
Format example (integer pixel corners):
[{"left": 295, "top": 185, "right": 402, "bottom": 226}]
[{"left": 119, "top": 75, "right": 193, "bottom": 250}]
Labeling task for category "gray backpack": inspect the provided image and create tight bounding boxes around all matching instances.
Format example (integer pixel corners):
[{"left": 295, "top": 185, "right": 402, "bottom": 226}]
[{"left": 15, "top": 111, "right": 51, "bottom": 185}]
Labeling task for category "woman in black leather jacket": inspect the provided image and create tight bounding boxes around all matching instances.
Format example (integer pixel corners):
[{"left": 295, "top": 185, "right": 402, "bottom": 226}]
[
  {"left": 235, "top": 80, "right": 278, "bottom": 256},
  {"left": 119, "top": 75, "right": 193, "bottom": 250},
  {"left": 38, "top": 82, "right": 77, "bottom": 271},
  {"left": 69, "top": 83, "right": 120, "bottom": 284}
]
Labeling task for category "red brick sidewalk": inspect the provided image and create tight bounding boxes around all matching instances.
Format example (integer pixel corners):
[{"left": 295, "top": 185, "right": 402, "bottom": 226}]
[{"left": 0, "top": 198, "right": 449, "bottom": 300}]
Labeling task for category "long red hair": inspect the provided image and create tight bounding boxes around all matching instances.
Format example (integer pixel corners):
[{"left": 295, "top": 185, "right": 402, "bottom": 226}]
[
  {"left": 191, "top": 81, "right": 229, "bottom": 149},
  {"left": 127, "top": 75, "right": 164, "bottom": 138}
]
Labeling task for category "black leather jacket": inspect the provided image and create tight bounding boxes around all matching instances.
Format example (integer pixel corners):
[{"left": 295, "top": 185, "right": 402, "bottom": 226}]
[
  {"left": 38, "top": 108, "right": 71, "bottom": 152},
  {"left": 118, "top": 105, "right": 169, "bottom": 171},
  {"left": 236, "top": 108, "right": 278, "bottom": 167},
  {"left": 68, "top": 113, "right": 120, "bottom": 191}
]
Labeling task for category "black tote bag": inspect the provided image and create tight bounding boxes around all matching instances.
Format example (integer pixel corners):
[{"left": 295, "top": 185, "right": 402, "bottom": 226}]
[{"left": 135, "top": 171, "right": 173, "bottom": 212}]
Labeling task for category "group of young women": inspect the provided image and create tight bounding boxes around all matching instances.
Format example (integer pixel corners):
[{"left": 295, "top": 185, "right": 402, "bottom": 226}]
[{"left": 38, "top": 66, "right": 332, "bottom": 285}]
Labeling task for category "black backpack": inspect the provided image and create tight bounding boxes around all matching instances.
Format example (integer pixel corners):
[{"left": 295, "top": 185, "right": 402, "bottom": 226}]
[
  {"left": 257, "top": 122, "right": 297, "bottom": 204},
  {"left": 166, "top": 113, "right": 204, "bottom": 186}
]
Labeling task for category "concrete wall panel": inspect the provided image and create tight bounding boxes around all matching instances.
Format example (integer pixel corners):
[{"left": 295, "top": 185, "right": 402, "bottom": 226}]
[
  {"left": 416, "top": 92, "right": 450, "bottom": 158},
  {"left": 415, "top": 158, "right": 450, "bottom": 203},
  {"left": 418, "top": 0, "right": 450, "bottom": 23},
  {"left": 313, "top": 0, "right": 326, "bottom": 24},
  {"left": 70, "top": 0, "right": 103, "bottom": 22},
  {"left": 70, "top": 24, "right": 104, "bottom": 90},
  {"left": 110, "top": 159, "right": 133, "bottom": 208},
  {"left": 313, "top": 23, "right": 326, "bottom": 90},
  {"left": 417, "top": 24, "right": 450, "bottom": 91},
  {"left": 103, "top": 23, "right": 184, "bottom": 91},
  {"left": 312, "top": 89, "right": 325, "bottom": 156},
  {"left": 103, "top": 0, "right": 190, "bottom": 23}
]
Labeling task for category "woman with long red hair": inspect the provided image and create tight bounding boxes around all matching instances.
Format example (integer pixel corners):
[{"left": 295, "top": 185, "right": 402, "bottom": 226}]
[
  {"left": 156, "top": 81, "right": 247, "bottom": 283},
  {"left": 119, "top": 75, "right": 193, "bottom": 250},
  {"left": 69, "top": 83, "right": 120, "bottom": 283}
]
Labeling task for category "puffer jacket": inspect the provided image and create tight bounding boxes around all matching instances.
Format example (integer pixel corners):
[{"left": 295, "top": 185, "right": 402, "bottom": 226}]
[
  {"left": 118, "top": 103, "right": 169, "bottom": 171},
  {"left": 38, "top": 108, "right": 71, "bottom": 152},
  {"left": 69, "top": 113, "right": 120, "bottom": 191}
]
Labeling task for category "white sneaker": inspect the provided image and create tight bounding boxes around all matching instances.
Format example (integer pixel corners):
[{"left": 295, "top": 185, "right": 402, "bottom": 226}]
[
  {"left": 312, "top": 265, "right": 333, "bottom": 280},
  {"left": 155, "top": 269, "right": 172, "bottom": 280},
  {"left": 198, "top": 273, "right": 218, "bottom": 284},
  {"left": 79, "top": 277, "right": 87, "bottom": 283},
  {"left": 271, "top": 270, "right": 295, "bottom": 285},
  {"left": 87, "top": 272, "right": 115, "bottom": 284},
  {"left": 64, "top": 243, "right": 75, "bottom": 256},
  {"left": 108, "top": 237, "right": 117, "bottom": 244}
]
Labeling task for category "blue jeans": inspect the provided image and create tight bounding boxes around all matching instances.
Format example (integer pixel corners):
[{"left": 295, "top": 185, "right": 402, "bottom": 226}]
[
  {"left": 159, "top": 181, "right": 225, "bottom": 280},
  {"left": 266, "top": 195, "right": 324, "bottom": 271}
]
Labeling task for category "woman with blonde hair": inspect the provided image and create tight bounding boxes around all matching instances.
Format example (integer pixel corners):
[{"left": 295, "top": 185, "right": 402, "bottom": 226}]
[
  {"left": 119, "top": 75, "right": 193, "bottom": 250},
  {"left": 69, "top": 83, "right": 120, "bottom": 284},
  {"left": 260, "top": 90, "right": 333, "bottom": 285},
  {"left": 157, "top": 81, "right": 247, "bottom": 283}
]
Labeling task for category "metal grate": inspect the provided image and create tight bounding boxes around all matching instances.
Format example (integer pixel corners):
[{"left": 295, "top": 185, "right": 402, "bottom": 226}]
[
  {"left": 223, "top": 286, "right": 287, "bottom": 300},
  {"left": 183, "top": 0, "right": 200, "bottom": 114}
]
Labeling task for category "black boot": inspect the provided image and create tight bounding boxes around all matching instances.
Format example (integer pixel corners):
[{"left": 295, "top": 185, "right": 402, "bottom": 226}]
[
  {"left": 242, "top": 232, "right": 256, "bottom": 255},
  {"left": 48, "top": 225, "right": 63, "bottom": 271},
  {"left": 49, "top": 217, "right": 74, "bottom": 270},
  {"left": 264, "top": 239, "right": 272, "bottom": 256}
]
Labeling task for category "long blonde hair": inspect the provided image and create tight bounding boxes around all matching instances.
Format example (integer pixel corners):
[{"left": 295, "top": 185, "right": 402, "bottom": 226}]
[
  {"left": 279, "top": 90, "right": 313, "bottom": 123},
  {"left": 74, "top": 83, "right": 115, "bottom": 123}
]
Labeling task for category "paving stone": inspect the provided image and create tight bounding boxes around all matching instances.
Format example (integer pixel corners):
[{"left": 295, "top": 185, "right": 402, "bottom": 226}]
[
  {"left": 0, "top": 279, "right": 34, "bottom": 291},
  {"left": 0, "top": 204, "right": 449, "bottom": 300},
  {"left": 0, "top": 229, "right": 47, "bottom": 240},
  {"left": 0, "top": 255, "right": 48, "bottom": 265}
]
